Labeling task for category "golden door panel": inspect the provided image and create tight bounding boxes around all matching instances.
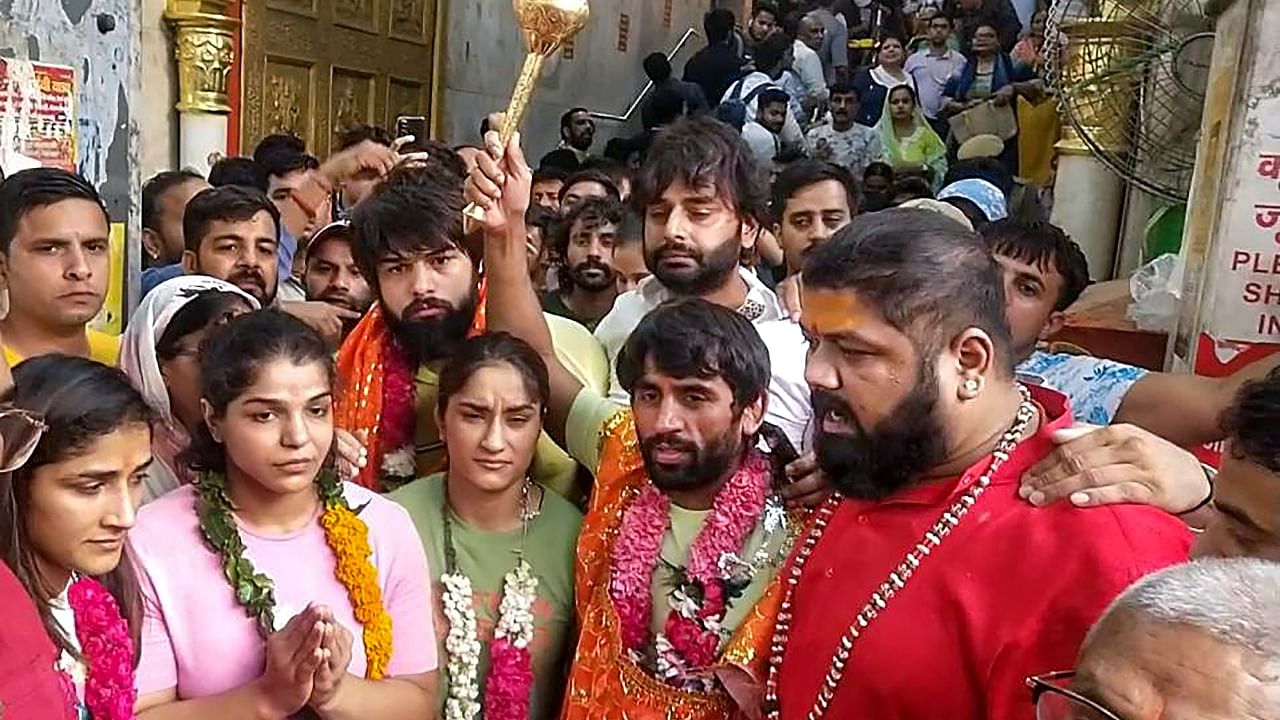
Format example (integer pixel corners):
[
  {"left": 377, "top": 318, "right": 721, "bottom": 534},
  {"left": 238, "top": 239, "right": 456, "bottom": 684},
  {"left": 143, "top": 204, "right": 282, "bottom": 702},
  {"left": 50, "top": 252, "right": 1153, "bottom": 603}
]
[
  {"left": 330, "top": 68, "right": 376, "bottom": 141},
  {"left": 387, "top": 77, "right": 428, "bottom": 127},
  {"left": 242, "top": 0, "right": 440, "bottom": 157},
  {"left": 263, "top": 57, "right": 315, "bottom": 145},
  {"left": 268, "top": 0, "right": 319, "bottom": 18},
  {"left": 389, "top": 0, "right": 429, "bottom": 43},
  {"left": 336, "top": 0, "right": 377, "bottom": 33}
]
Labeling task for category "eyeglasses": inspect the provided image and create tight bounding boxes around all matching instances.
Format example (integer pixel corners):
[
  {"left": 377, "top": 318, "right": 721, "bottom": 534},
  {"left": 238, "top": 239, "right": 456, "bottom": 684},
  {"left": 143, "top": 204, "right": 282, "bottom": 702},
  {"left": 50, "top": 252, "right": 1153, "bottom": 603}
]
[
  {"left": 0, "top": 407, "right": 48, "bottom": 473},
  {"left": 1026, "top": 671, "right": 1122, "bottom": 720}
]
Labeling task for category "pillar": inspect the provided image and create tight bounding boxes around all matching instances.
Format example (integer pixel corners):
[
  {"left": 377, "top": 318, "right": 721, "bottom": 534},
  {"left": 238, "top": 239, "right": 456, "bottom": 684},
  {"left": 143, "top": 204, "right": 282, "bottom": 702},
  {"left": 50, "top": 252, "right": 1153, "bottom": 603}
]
[
  {"left": 165, "top": 0, "right": 238, "bottom": 174},
  {"left": 1048, "top": 5, "right": 1146, "bottom": 281},
  {"left": 1051, "top": 129, "right": 1124, "bottom": 280}
]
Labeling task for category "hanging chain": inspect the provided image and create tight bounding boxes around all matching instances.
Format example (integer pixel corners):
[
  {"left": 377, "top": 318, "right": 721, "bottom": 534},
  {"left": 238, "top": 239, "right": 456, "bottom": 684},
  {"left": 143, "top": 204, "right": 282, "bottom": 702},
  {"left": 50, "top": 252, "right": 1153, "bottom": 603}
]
[{"left": 764, "top": 386, "right": 1037, "bottom": 720}]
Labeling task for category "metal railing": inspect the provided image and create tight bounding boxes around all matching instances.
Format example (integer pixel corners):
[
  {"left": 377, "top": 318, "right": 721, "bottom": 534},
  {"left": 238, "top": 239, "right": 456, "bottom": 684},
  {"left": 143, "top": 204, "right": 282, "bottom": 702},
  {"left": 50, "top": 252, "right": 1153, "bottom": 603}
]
[{"left": 588, "top": 27, "right": 701, "bottom": 123}]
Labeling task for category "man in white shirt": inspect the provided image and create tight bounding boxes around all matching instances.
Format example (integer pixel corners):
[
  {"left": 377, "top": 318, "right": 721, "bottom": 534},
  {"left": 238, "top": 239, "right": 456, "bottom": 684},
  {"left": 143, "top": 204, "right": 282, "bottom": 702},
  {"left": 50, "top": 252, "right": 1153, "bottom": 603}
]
[
  {"left": 786, "top": 12, "right": 831, "bottom": 122},
  {"left": 721, "top": 31, "right": 807, "bottom": 156},
  {"left": 904, "top": 13, "right": 968, "bottom": 134},
  {"left": 742, "top": 88, "right": 790, "bottom": 176},
  {"left": 812, "top": 0, "right": 850, "bottom": 84},
  {"left": 593, "top": 117, "right": 809, "bottom": 446}
]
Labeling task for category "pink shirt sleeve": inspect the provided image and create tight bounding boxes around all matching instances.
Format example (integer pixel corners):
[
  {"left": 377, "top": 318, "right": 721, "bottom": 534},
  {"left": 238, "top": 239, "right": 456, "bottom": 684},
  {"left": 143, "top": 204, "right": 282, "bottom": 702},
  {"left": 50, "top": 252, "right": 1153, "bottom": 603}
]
[
  {"left": 376, "top": 499, "right": 438, "bottom": 676},
  {"left": 132, "top": 546, "right": 179, "bottom": 695}
]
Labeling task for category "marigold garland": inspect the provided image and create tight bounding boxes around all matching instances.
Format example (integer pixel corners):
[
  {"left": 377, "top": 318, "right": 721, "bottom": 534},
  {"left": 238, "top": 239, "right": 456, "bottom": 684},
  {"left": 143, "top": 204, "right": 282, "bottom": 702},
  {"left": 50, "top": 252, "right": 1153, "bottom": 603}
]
[{"left": 195, "top": 469, "right": 393, "bottom": 679}]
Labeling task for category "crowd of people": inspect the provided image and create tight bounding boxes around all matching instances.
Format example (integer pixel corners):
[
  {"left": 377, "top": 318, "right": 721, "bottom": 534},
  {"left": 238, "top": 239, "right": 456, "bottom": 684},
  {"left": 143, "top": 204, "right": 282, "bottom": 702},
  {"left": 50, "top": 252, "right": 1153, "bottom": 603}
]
[
  {"left": 603, "top": 0, "right": 1055, "bottom": 214},
  {"left": 1, "top": 2, "right": 1279, "bottom": 720}
]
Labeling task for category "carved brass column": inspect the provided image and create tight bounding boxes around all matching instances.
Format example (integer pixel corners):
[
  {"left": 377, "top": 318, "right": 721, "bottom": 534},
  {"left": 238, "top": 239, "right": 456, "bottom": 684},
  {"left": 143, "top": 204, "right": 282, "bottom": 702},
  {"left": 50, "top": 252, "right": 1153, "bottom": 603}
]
[
  {"left": 165, "top": 0, "right": 239, "bottom": 172},
  {"left": 1048, "top": 2, "right": 1150, "bottom": 279}
]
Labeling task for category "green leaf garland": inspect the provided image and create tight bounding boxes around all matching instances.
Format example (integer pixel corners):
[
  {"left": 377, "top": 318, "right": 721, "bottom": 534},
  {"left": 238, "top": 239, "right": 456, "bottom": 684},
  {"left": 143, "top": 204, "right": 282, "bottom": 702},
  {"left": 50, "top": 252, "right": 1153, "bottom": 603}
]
[{"left": 194, "top": 468, "right": 352, "bottom": 638}]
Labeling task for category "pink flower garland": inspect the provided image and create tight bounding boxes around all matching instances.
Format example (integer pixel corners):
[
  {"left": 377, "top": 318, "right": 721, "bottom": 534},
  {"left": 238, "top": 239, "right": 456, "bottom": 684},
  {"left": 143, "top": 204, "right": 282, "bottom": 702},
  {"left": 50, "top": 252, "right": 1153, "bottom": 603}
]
[
  {"left": 609, "top": 450, "right": 772, "bottom": 671},
  {"left": 68, "top": 577, "right": 136, "bottom": 720},
  {"left": 379, "top": 336, "right": 417, "bottom": 481},
  {"left": 611, "top": 484, "right": 671, "bottom": 650},
  {"left": 483, "top": 638, "right": 534, "bottom": 720}
]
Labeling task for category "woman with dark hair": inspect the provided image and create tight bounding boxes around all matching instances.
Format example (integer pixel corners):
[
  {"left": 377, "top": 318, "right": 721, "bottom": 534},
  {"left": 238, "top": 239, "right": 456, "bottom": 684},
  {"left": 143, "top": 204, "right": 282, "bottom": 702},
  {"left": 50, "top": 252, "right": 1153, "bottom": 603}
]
[
  {"left": 942, "top": 21, "right": 1042, "bottom": 169},
  {"left": 849, "top": 35, "right": 916, "bottom": 126},
  {"left": 0, "top": 355, "right": 155, "bottom": 720},
  {"left": 861, "top": 161, "right": 896, "bottom": 212},
  {"left": 389, "top": 333, "right": 582, "bottom": 720},
  {"left": 130, "top": 310, "right": 436, "bottom": 718},
  {"left": 122, "top": 276, "right": 368, "bottom": 502},
  {"left": 875, "top": 84, "right": 948, "bottom": 187},
  {"left": 120, "top": 275, "right": 259, "bottom": 501}
]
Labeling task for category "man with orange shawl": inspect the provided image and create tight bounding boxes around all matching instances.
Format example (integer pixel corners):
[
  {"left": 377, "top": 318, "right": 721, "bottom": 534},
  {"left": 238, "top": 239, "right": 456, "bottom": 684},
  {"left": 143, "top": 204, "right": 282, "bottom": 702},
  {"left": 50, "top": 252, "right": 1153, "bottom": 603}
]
[
  {"left": 332, "top": 160, "right": 607, "bottom": 495},
  {"left": 465, "top": 131, "right": 805, "bottom": 720}
]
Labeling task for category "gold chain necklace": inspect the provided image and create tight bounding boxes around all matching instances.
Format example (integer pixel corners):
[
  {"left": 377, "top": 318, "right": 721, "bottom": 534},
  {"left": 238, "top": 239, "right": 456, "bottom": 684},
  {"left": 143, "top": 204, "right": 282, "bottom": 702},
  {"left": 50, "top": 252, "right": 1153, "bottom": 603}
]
[{"left": 764, "top": 387, "right": 1036, "bottom": 719}]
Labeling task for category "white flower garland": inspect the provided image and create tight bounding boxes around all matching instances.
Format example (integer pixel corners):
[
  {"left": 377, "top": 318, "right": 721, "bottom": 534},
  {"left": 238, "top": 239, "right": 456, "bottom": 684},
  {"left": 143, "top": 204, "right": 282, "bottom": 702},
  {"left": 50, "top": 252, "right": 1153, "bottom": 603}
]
[
  {"left": 441, "top": 572, "right": 482, "bottom": 720},
  {"left": 440, "top": 561, "right": 540, "bottom": 720},
  {"left": 494, "top": 560, "right": 539, "bottom": 649},
  {"left": 382, "top": 446, "right": 417, "bottom": 481}
]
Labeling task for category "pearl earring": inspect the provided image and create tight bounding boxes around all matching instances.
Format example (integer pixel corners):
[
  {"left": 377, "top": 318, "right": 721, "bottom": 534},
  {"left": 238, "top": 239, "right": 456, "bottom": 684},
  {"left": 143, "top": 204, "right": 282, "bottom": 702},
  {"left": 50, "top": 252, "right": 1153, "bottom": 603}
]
[{"left": 963, "top": 378, "right": 981, "bottom": 394}]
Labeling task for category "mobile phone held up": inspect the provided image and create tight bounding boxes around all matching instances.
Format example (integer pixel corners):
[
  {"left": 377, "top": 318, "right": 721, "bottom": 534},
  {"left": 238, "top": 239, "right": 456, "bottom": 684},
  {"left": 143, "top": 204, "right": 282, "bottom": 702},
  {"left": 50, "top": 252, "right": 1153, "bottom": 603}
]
[{"left": 395, "top": 115, "right": 427, "bottom": 142}]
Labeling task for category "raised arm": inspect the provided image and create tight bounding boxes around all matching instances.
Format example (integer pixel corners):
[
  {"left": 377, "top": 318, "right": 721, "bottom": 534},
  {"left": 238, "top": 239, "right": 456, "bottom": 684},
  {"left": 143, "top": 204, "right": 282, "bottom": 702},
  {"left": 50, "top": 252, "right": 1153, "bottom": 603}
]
[
  {"left": 464, "top": 131, "right": 584, "bottom": 448},
  {"left": 1113, "top": 353, "right": 1280, "bottom": 447}
]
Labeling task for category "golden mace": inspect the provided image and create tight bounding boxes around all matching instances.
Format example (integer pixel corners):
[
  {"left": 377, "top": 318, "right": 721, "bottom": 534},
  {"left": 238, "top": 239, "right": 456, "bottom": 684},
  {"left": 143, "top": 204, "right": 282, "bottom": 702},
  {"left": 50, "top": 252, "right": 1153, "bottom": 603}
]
[{"left": 462, "top": 0, "right": 591, "bottom": 224}]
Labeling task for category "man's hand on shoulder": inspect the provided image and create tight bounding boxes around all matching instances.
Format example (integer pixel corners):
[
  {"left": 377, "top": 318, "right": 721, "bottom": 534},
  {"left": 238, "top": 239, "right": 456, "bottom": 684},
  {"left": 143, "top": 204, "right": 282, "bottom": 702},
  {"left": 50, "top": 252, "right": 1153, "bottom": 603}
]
[{"left": 1019, "top": 423, "right": 1211, "bottom": 520}]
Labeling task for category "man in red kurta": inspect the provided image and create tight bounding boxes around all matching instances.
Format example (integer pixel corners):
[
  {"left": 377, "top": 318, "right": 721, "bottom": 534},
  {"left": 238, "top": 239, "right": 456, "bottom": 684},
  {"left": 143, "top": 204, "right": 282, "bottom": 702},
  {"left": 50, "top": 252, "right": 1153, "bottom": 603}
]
[{"left": 770, "top": 209, "right": 1191, "bottom": 720}]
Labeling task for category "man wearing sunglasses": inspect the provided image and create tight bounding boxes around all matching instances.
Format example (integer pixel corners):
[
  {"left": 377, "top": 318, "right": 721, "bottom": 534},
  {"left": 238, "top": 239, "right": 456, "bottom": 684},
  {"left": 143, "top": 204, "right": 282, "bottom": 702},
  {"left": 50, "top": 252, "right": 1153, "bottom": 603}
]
[{"left": 1028, "top": 558, "right": 1280, "bottom": 720}]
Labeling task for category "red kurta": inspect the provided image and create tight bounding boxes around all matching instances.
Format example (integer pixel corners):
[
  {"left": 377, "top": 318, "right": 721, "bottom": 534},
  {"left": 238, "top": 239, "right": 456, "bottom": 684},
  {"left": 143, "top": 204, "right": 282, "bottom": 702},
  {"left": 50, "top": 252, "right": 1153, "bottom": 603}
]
[
  {"left": 0, "top": 563, "right": 73, "bottom": 720},
  {"left": 776, "top": 386, "right": 1192, "bottom": 719}
]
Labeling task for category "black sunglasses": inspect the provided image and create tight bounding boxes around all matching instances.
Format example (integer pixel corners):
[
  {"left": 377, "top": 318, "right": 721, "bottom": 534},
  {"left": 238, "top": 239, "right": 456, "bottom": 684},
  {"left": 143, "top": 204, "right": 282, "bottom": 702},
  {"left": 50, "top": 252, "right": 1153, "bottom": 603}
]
[{"left": 1026, "top": 671, "right": 1123, "bottom": 720}]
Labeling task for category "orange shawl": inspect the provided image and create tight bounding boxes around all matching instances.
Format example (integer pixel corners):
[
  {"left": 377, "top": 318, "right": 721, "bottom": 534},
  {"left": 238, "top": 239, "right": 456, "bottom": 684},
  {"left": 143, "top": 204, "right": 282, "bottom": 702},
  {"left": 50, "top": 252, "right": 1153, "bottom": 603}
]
[
  {"left": 334, "top": 281, "right": 487, "bottom": 490},
  {"left": 562, "top": 411, "right": 782, "bottom": 720}
]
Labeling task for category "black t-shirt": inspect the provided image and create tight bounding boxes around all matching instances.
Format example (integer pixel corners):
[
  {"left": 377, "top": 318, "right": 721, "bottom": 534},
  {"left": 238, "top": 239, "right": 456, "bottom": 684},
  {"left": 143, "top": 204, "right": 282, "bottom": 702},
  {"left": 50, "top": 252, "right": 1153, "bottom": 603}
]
[{"left": 683, "top": 43, "right": 747, "bottom": 108}]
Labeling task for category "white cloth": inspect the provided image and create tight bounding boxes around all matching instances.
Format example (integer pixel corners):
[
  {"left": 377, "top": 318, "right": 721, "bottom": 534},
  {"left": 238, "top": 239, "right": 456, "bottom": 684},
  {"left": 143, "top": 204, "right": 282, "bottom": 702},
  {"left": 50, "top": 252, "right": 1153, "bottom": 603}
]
[
  {"left": 870, "top": 65, "right": 916, "bottom": 95},
  {"left": 753, "top": 320, "right": 814, "bottom": 451},
  {"left": 722, "top": 72, "right": 806, "bottom": 152},
  {"left": 792, "top": 40, "right": 830, "bottom": 107},
  {"left": 120, "top": 275, "right": 260, "bottom": 501},
  {"left": 742, "top": 121, "right": 781, "bottom": 172},
  {"left": 594, "top": 268, "right": 808, "bottom": 448},
  {"left": 49, "top": 580, "right": 88, "bottom": 712}
]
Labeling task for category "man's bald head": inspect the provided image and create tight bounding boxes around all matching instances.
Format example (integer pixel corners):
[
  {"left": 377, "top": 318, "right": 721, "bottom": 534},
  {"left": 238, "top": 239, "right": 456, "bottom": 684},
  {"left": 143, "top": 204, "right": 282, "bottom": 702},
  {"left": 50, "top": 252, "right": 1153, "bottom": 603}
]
[{"left": 1071, "top": 559, "right": 1280, "bottom": 719}]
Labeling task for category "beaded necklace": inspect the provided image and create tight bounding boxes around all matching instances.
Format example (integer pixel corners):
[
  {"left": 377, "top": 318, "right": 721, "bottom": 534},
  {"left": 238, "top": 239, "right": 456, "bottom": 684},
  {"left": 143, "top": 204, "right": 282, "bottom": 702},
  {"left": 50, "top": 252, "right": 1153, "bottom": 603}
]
[{"left": 764, "top": 387, "right": 1037, "bottom": 720}]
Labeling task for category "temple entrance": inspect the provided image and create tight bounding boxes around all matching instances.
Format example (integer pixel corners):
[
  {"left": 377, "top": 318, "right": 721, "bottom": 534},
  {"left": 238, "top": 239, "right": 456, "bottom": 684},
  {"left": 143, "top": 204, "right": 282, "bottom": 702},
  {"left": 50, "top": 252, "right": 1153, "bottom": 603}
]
[{"left": 240, "top": 0, "right": 440, "bottom": 155}]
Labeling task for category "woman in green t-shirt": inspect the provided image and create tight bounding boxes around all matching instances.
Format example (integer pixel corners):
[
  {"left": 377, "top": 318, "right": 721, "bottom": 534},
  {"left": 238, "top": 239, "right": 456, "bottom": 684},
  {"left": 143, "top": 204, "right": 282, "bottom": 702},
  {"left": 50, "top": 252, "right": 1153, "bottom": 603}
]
[{"left": 390, "top": 333, "right": 582, "bottom": 720}]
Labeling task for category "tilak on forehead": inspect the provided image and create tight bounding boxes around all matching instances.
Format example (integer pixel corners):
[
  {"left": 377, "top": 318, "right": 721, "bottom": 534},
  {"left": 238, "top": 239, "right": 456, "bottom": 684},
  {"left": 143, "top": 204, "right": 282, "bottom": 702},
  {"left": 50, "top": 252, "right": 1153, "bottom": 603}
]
[{"left": 800, "top": 285, "right": 872, "bottom": 336}]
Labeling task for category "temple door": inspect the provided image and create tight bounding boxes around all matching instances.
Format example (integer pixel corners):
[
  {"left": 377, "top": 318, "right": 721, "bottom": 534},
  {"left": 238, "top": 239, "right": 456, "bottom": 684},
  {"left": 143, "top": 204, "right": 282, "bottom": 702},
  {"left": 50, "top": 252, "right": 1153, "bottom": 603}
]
[{"left": 240, "top": 0, "right": 439, "bottom": 156}]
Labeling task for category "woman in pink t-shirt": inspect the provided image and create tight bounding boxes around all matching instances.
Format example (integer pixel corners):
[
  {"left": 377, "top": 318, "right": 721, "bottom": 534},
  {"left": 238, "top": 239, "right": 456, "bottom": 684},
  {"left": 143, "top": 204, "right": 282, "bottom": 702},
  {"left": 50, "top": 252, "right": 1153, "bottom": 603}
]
[{"left": 131, "top": 310, "right": 437, "bottom": 719}]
